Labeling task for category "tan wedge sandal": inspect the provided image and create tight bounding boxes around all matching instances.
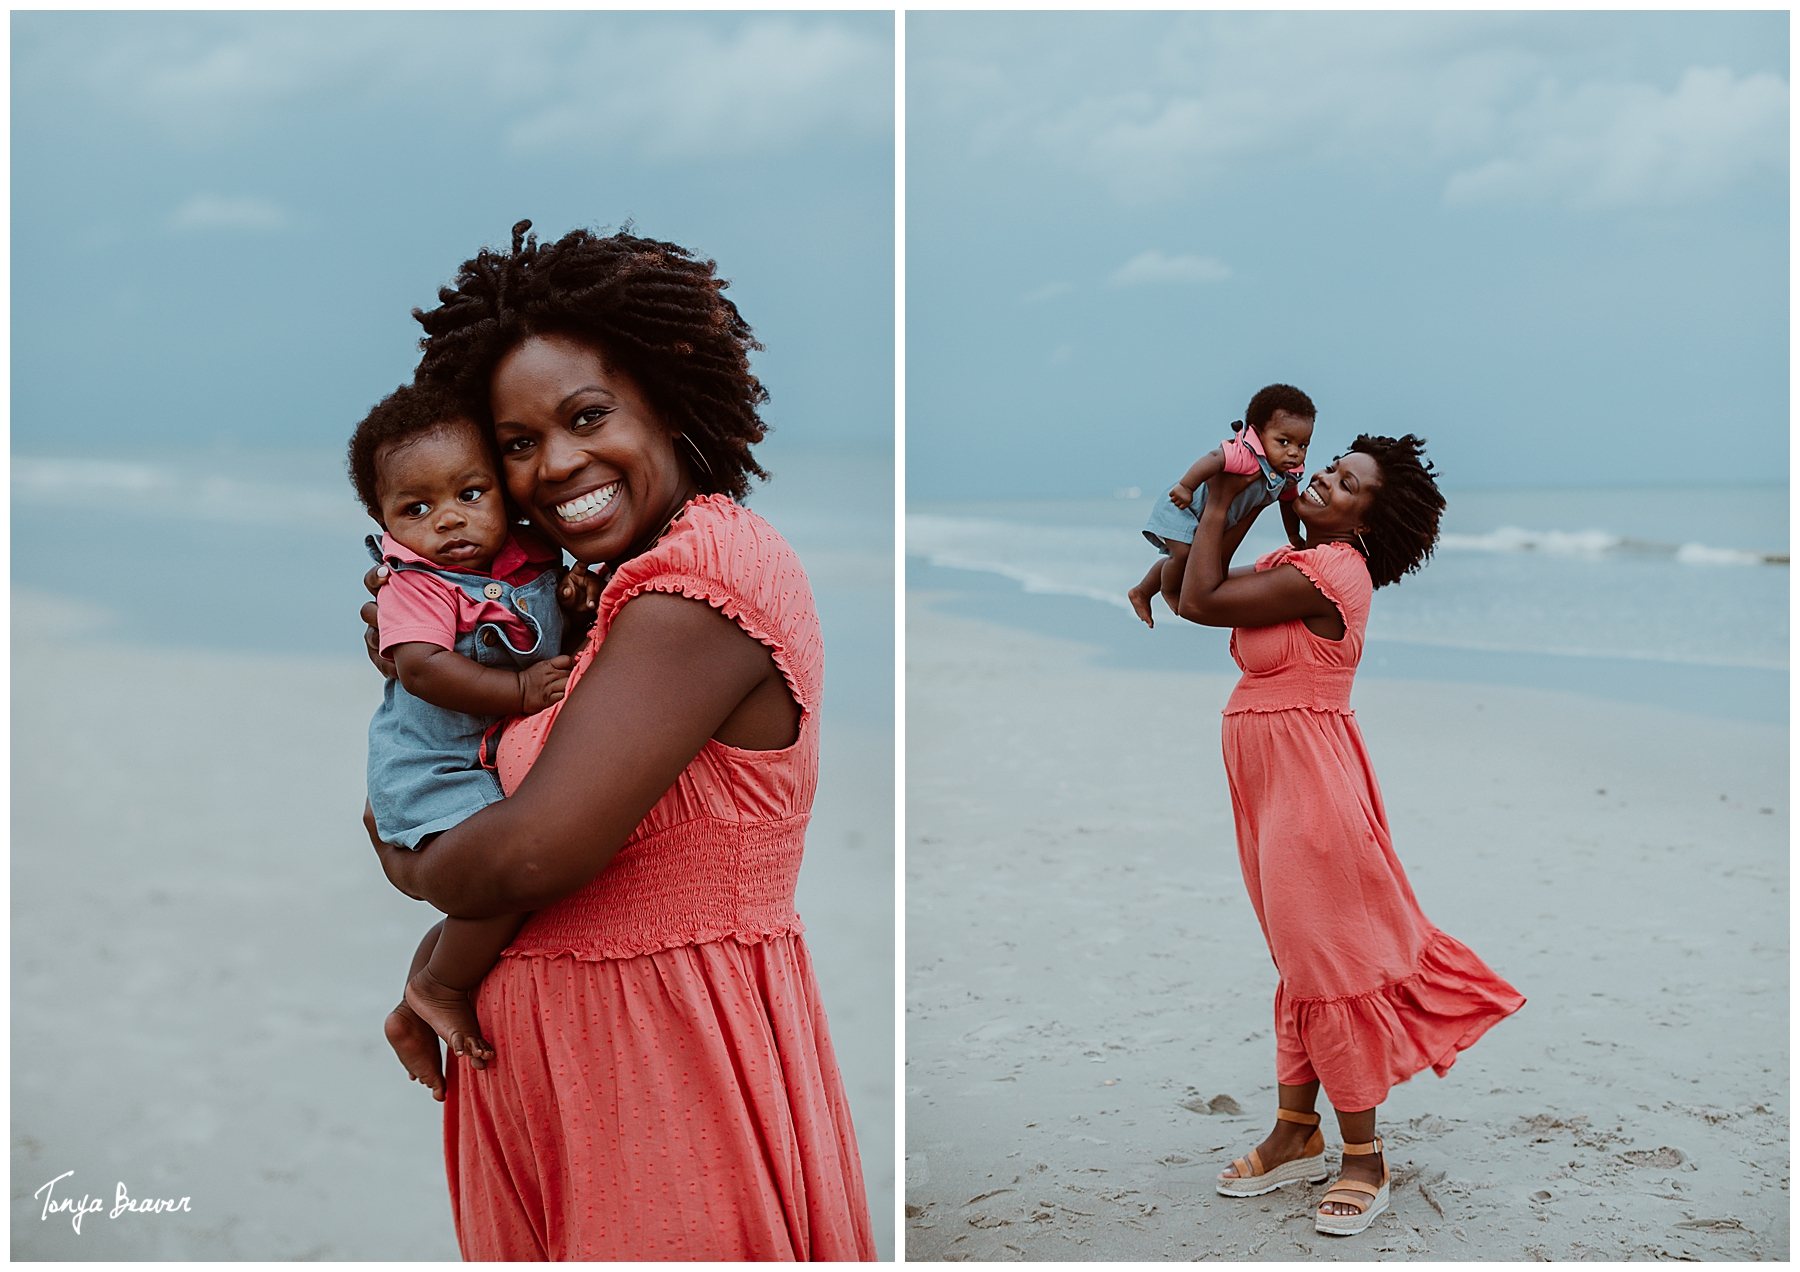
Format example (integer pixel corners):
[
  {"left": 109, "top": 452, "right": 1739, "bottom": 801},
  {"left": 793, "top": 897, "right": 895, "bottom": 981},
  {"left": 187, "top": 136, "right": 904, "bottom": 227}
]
[
  {"left": 1314, "top": 1135, "right": 1390, "bottom": 1235},
  {"left": 1215, "top": 1108, "right": 1330, "bottom": 1198}
]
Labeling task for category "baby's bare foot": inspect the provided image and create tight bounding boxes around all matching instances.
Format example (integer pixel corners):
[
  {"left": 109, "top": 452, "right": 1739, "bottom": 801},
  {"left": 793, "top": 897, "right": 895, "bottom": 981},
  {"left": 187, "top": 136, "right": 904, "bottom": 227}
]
[
  {"left": 1128, "top": 584, "right": 1156, "bottom": 628},
  {"left": 384, "top": 1001, "right": 446, "bottom": 1101},
  {"left": 404, "top": 966, "right": 495, "bottom": 1069}
]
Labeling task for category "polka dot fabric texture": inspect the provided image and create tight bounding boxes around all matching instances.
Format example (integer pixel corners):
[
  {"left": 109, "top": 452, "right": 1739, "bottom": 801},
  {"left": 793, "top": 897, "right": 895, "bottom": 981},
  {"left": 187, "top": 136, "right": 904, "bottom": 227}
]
[
  {"left": 447, "top": 495, "right": 874, "bottom": 1260},
  {"left": 1223, "top": 543, "right": 1524, "bottom": 1112}
]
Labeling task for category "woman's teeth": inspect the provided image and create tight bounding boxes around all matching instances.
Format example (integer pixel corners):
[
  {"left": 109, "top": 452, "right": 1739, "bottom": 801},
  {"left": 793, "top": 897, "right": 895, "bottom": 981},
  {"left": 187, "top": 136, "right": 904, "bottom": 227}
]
[
  {"left": 556, "top": 483, "right": 619, "bottom": 523},
  {"left": 1305, "top": 486, "right": 1326, "bottom": 507}
]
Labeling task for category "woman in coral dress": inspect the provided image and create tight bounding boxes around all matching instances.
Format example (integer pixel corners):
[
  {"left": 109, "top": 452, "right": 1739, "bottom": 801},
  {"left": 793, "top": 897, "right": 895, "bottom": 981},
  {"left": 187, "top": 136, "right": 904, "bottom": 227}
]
[
  {"left": 364, "top": 223, "right": 874, "bottom": 1259},
  {"left": 1174, "top": 435, "right": 1524, "bottom": 1237}
]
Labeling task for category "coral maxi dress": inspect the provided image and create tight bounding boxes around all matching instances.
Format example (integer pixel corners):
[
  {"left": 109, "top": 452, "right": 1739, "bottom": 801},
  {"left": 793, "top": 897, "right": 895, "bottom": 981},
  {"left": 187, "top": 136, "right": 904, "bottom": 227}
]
[
  {"left": 441, "top": 495, "right": 875, "bottom": 1261},
  {"left": 1222, "top": 543, "right": 1525, "bottom": 1113}
]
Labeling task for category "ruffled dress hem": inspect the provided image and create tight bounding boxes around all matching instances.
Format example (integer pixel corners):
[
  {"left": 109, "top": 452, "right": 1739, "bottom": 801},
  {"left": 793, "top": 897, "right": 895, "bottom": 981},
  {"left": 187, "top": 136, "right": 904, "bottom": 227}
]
[{"left": 1278, "top": 929, "right": 1526, "bottom": 1111}]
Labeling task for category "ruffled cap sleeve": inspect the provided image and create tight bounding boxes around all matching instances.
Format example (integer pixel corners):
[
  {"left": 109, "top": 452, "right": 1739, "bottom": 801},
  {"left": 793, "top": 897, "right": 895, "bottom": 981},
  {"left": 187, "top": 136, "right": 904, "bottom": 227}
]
[
  {"left": 599, "top": 494, "right": 822, "bottom": 718},
  {"left": 1254, "top": 542, "right": 1372, "bottom": 635}
]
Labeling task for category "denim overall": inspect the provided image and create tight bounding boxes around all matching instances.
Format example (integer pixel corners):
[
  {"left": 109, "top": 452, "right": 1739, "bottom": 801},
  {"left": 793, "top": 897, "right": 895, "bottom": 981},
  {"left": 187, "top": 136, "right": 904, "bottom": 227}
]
[
  {"left": 1142, "top": 420, "right": 1300, "bottom": 554},
  {"left": 364, "top": 536, "right": 565, "bottom": 849}
]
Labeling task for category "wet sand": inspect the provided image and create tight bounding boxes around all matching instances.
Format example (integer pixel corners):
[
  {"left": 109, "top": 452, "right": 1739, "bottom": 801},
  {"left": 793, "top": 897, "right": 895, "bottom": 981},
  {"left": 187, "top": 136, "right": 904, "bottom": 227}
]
[
  {"left": 12, "top": 591, "right": 893, "bottom": 1259},
  {"left": 905, "top": 595, "right": 1787, "bottom": 1261}
]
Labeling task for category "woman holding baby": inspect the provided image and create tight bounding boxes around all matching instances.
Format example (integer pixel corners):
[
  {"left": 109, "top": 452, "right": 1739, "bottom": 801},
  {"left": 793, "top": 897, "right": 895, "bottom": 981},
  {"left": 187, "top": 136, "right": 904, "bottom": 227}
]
[
  {"left": 360, "top": 222, "right": 874, "bottom": 1260},
  {"left": 1172, "top": 434, "right": 1524, "bottom": 1236}
]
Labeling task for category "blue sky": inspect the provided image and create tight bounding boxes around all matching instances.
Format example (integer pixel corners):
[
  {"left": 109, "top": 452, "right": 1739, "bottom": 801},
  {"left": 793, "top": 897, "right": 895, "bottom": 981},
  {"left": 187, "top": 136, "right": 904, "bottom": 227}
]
[
  {"left": 906, "top": 12, "right": 1787, "bottom": 498},
  {"left": 12, "top": 11, "right": 894, "bottom": 457}
]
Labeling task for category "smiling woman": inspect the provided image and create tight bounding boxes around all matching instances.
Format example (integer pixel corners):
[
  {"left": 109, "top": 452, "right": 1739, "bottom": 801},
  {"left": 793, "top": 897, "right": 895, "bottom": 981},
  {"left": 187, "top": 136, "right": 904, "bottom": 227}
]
[
  {"left": 1175, "top": 435, "right": 1525, "bottom": 1236},
  {"left": 359, "top": 222, "right": 875, "bottom": 1260},
  {"left": 489, "top": 335, "right": 700, "bottom": 565}
]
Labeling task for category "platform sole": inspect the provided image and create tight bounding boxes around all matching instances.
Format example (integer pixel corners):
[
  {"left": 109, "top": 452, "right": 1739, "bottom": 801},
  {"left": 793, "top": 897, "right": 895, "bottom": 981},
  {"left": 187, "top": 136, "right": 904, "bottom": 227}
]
[
  {"left": 1215, "top": 1155, "right": 1331, "bottom": 1198},
  {"left": 1314, "top": 1183, "right": 1390, "bottom": 1235}
]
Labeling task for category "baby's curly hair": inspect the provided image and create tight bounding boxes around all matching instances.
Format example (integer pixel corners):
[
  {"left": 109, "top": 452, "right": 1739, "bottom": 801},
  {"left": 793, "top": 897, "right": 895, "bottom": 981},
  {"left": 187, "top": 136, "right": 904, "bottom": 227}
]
[
  {"left": 412, "top": 220, "right": 769, "bottom": 500},
  {"left": 1246, "top": 384, "right": 1316, "bottom": 432},
  {"left": 346, "top": 381, "right": 485, "bottom": 519},
  {"left": 1347, "top": 433, "right": 1445, "bottom": 589}
]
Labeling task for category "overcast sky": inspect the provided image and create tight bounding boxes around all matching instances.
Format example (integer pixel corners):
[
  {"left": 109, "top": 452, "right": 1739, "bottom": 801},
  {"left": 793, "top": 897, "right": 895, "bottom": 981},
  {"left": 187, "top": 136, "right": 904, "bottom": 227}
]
[
  {"left": 906, "top": 11, "right": 1787, "bottom": 497},
  {"left": 13, "top": 11, "right": 893, "bottom": 457}
]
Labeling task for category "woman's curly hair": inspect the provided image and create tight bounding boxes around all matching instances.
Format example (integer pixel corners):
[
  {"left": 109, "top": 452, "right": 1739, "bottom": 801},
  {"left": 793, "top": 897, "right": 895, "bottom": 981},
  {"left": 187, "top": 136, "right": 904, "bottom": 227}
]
[
  {"left": 1347, "top": 433, "right": 1445, "bottom": 589},
  {"left": 412, "top": 220, "right": 769, "bottom": 500}
]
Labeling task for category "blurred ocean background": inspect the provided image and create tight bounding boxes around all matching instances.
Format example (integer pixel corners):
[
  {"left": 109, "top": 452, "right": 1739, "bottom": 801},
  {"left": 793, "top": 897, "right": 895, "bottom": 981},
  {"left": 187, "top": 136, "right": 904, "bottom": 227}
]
[
  {"left": 907, "top": 483, "right": 1787, "bottom": 724},
  {"left": 13, "top": 442, "right": 893, "bottom": 726}
]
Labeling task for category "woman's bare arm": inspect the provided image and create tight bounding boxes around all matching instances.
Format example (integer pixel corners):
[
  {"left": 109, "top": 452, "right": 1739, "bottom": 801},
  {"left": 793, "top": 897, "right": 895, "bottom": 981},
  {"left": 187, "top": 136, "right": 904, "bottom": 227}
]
[
  {"left": 1176, "top": 470, "right": 1341, "bottom": 633},
  {"left": 370, "top": 591, "right": 791, "bottom": 916}
]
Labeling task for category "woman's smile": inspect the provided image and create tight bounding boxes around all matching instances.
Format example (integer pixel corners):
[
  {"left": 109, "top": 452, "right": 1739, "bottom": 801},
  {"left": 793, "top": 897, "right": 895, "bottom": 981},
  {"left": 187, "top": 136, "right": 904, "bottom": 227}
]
[
  {"left": 1293, "top": 452, "right": 1380, "bottom": 535},
  {"left": 490, "top": 334, "right": 697, "bottom": 566},
  {"left": 554, "top": 481, "right": 621, "bottom": 526}
]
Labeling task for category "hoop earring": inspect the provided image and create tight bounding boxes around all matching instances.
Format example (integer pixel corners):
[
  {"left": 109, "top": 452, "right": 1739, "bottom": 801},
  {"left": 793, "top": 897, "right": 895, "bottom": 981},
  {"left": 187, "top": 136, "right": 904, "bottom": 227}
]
[
  {"left": 677, "top": 432, "right": 714, "bottom": 480},
  {"left": 1356, "top": 531, "right": 1371, "bottom": 557}
]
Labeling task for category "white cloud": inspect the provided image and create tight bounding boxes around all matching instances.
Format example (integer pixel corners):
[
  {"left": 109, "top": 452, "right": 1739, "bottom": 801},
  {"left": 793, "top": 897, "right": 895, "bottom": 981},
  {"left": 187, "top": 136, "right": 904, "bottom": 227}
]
[
  {"left": 28, "top": 14, "right": 889, "bottom": 161},
  {"left": 1108, "top": 250, "right": 1231, "bottom": 286},
  {"left": 167, "top": 194, "right": 287, "bottom": 231},
  {"left": 1020, "top": 280, "right": 1072, "bottom": 303},
  {"left": 1443, "top": 67, "right": 1787, "bottom": 209},
  {"left": 505, "top": 20, "right": 890, "bottom": 159},
  {"left": 914, "top": 13, "right": 1787, "bottom": 212}
]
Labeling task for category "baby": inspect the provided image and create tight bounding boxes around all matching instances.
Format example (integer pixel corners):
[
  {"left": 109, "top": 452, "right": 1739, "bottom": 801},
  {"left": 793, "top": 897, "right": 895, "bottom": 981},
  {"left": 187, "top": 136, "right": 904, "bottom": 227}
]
[
  {"left": 347, "top": 383, "right": 601, "bottom": 1098},
  {"left": 1128, "top": 384, "right": 1316, "bottom": 626}
]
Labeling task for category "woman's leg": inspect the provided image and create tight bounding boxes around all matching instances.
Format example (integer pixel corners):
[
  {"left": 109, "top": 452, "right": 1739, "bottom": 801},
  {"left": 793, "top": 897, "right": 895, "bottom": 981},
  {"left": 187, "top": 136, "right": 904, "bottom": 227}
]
[
  {"left": 1320, "top": 1106, "right": 1384, "bottom": 1216},
  {"left": 1216, "top": 1080, "right": 1321, "bottom": 1179}
]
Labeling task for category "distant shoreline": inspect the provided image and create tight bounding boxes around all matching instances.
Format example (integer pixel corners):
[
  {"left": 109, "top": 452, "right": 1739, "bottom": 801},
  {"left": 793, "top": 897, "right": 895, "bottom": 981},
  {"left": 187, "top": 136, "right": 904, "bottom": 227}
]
[{"left": 908, "top": 559, "right": 1788, "bottom": 726}]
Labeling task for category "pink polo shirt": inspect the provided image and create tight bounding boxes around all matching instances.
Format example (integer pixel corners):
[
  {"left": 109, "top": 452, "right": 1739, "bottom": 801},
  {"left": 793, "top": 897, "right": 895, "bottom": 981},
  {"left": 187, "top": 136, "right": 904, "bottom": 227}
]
[
  {"left": 375, "top": 531, "right": 560, "bottom": 658},
  {"left": 1222, "top": 425, "right": 1303, "bottom": 502}
]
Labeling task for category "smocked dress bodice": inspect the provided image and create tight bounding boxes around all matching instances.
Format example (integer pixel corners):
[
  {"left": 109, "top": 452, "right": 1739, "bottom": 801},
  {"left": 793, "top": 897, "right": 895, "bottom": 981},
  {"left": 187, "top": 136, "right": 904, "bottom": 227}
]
[
  {"left": 1226, "top": 542, "right": 1372, "bottom": 715},
  {"left": 492, "top": 494, "right": 822, "bottom": 961}
]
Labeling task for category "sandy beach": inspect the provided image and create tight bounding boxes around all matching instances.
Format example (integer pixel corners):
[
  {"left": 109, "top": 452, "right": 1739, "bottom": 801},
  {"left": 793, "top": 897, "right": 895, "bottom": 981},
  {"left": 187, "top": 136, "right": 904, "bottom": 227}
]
[
  {"left": 905, "top": 592, "right": 1787, "bottom": 1261},
  {"left": 12, "top": 589, "right": 894, "bottom": 1260}
]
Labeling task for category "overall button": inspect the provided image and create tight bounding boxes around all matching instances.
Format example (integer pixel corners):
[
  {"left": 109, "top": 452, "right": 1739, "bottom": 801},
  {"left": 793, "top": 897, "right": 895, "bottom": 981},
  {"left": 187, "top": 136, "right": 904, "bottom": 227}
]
[
  {"left": 481, "top": 630, "right": 499, "bottom": 648},
  {"left": 482, "top": 582, "right": 504, "bottom": 600}
]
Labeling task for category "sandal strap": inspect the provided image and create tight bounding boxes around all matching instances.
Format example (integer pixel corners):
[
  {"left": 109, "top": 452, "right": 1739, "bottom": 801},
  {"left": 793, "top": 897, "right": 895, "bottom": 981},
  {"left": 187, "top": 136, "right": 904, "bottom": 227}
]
[
  {"left": 1340, "top": 1137, "right": 1383, "bottom": 1156},
  {"left": 1319, "top": 1187, "right": 1374, "bottom": 1215},
  {"left": 1323, "top": 1178, "right": 1381, "bottom": 1200},
  {"left": 1274, "top": 1108, "right": 1321, "bottom": 1126},
  {"left": 1243, "top": 1147, "right": 1265, "bottom": 1176}
]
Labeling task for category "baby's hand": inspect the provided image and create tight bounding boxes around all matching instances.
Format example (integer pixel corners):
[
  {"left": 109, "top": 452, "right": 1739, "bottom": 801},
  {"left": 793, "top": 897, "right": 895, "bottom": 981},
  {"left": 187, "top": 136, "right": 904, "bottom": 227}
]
[
  {"left": 1168, "top": 483, "right": 1195, "bottom": 510},
  {"left": 558, "top": 565, "right": 603, "bottom": 619},
  {"left": 516, "top": 656, "right": 574, "bottom": 714}
]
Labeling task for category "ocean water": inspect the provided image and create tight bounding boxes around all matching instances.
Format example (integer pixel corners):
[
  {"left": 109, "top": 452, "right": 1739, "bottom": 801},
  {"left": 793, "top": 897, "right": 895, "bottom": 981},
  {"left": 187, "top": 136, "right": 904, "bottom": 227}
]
[
  {"left": 908, "top": 485, "right": 1788, "bottom": 721},
  {"left": 14, "top": 443, "right": 894, "bottom": 726}
]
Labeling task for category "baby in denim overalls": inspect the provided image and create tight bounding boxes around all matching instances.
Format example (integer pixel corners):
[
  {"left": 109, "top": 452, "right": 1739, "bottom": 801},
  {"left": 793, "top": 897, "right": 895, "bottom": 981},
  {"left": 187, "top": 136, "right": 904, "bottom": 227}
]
[
  {"left": 1127, "top": 384, "right": 1316, "bottom": 627},
  {"left": 349, "top": 383, "right": 601, "bottom": 1096}
]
